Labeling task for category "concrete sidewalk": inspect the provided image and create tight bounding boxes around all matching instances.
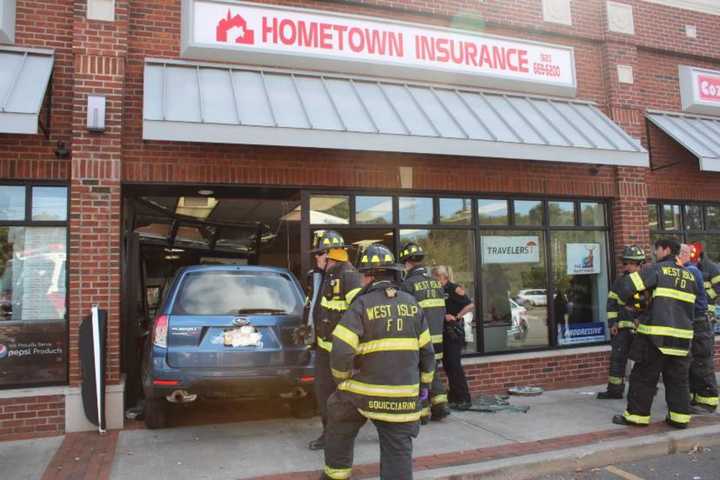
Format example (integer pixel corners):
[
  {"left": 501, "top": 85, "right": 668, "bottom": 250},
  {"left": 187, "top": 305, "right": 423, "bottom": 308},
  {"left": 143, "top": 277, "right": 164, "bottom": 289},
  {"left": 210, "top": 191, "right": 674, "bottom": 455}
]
[{"left": 6, "top": 382, "right": 720, "bottom": 480}]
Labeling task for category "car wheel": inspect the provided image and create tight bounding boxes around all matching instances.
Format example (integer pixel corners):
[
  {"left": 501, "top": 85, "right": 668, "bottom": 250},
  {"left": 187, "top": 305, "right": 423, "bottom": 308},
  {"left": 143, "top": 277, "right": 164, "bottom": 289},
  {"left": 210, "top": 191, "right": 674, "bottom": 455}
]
[
  {"left": 144, "top": 398, "right": 169, "bottom": 429},
  {"left": 290, "top": 394, "right": 317, "bottom": 419}
]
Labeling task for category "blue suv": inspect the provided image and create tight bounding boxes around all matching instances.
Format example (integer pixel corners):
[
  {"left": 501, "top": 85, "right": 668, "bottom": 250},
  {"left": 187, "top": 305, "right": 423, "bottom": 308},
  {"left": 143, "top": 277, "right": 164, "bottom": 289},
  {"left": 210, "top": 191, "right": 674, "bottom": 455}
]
[{"left": 141, "top": 265, "right": 315, "bottom": 428}]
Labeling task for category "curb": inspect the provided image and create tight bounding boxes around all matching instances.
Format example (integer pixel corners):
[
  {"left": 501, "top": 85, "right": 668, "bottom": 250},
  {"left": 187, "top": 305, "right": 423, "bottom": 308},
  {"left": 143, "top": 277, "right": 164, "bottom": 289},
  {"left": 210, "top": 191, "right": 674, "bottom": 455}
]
[{"left": 408, "top": 423, "right": 720, "bottom": 480}]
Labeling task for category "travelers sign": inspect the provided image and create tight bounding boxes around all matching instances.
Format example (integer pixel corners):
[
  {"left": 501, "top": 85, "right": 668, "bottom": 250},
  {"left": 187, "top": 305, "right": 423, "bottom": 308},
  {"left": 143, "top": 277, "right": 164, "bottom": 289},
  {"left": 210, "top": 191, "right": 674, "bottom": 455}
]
[
  {"left": 182, "top": 0, "right": 577, "bottom": 97},
  {"left": 679, "top": 65, "right": 720, "bottom": 115},
  {"left": 481, "top": 236, "right": 540, "bottom": 264}
]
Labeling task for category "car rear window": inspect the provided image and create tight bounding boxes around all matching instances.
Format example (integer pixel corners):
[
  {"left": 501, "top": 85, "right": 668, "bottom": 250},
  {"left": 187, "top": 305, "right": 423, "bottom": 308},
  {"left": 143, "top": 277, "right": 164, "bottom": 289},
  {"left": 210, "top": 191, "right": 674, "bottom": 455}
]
[{"left": 171, "top": 271, "right": 301, "bottom": 315}]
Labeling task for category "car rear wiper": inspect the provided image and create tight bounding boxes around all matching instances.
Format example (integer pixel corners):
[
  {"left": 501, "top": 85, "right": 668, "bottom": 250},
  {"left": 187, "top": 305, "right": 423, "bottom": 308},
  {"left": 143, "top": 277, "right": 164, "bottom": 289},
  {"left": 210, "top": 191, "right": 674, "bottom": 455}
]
[{"left": 234, "top": 308, "right": 287, "bottom": 315}]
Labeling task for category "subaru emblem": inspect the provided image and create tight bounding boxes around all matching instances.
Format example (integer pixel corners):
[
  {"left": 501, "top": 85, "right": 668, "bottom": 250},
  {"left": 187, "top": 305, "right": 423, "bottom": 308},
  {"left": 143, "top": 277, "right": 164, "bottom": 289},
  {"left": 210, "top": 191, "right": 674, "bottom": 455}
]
[{"left": 233, "top": 317, "right": 249, "bottom": 327}]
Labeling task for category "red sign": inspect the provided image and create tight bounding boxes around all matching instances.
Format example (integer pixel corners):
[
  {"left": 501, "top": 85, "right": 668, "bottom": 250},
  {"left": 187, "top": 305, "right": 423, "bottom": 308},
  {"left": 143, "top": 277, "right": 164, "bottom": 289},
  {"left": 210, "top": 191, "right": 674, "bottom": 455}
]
[{"left": 698, "top": 74, "right": 720, "bottom": 103}]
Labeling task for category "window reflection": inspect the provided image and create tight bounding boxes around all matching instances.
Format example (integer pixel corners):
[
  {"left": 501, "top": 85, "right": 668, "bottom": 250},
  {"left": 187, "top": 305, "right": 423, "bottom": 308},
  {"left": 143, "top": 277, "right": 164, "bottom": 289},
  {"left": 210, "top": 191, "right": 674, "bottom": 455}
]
[
  {"left": 32, "top": 187, "right": 68, "bottom": 221},
  {"left": 480, "top": 231, "right": 548, "bottom": 352},
  {"left": 514, "top": 200, "right": 544, "bottom": 226},
  {"left": 551, "top": 231, "right": 609, "bottom": 345},
  {"left": 0, "top": 186, "right": 25, "bottom": 221},
  {"left": 581, "top": 202, "right": 605, "bottom": 227},
  {"left": 477, "top": 199, "right": 508, "bottom": 225},
  {"left": 400, "top": 229, "right": 476, "bottom": 351},
  {"left": 439, "top": 198, "right": 471, "bottom": 225},
  {"left": 399, "top": 197, "right": 433, "bottom": 225},
  {"left": 356, "top": 196, "right": 392, "bottom": 224},
  {"left": 310, "top": 195, "right": 350, "bottom": 224},
  {"left": 662, "top": 204, "right": 681, "bottom": 230},
  {"left": 549, "top": 201, "right": 574, "bottom": 226}
]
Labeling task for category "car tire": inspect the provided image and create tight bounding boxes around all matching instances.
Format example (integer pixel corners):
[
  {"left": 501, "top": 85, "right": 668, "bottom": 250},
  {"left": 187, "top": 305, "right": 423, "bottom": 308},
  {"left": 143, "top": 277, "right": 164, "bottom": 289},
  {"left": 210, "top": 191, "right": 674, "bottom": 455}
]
[
  {"left": 144, "top": 398, "right": 169, "bottom": 429},
  {"left": 290, "top": 394, "right": 317, "bottom": 419}
]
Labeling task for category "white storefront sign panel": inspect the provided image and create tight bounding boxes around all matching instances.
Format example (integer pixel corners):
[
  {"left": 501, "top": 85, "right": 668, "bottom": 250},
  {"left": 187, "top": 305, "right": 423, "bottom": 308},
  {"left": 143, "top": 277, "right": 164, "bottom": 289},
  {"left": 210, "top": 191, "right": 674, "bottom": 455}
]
[
  {"left": 181, "top": 0, "right": 577, "bottom": 97},
  {"left": 481, "top": 236, "right": 540, "bottom": 264},
  {"left": 566, "top": 243, "right": 600, "bottom": 275},
  {"left": 679, "top": 65, "right": 720, "bottom": 116}
]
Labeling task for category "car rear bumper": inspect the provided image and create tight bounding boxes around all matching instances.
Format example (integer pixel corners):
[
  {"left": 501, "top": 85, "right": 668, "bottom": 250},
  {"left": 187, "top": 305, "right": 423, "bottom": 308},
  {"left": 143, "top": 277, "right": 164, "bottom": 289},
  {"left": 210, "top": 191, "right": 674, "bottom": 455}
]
[{"left": 144, "top": 364, "right": 315, "bottom": 400}]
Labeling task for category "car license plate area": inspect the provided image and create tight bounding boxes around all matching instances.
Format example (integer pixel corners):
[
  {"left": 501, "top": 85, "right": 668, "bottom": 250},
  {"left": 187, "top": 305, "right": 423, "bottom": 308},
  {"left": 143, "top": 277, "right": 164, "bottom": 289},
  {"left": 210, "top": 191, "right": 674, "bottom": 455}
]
[{"left": 224, "top": 326, "right": 262, "bottom": 348}]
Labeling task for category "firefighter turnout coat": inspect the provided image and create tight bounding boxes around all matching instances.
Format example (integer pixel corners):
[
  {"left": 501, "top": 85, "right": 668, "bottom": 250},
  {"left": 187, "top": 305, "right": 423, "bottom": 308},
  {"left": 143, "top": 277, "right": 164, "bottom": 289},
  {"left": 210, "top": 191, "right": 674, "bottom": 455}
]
[
  {"left": 313, "top": 262, "right": 363, "bottom": 353},
  {"left": 607, "top": 273, "right": 645, "bottom": 331},
  {"left": 699, "top": 257, "right": 720, "bottom": 316},
  {"left": 329, "top": 280, "right": 436, "bottom": 422},
  {"left": 617, "top": 258, "right": 698, "bottom": 357},
  {"left": 402, "top": 267, "right": 446, "bottom": 360}
]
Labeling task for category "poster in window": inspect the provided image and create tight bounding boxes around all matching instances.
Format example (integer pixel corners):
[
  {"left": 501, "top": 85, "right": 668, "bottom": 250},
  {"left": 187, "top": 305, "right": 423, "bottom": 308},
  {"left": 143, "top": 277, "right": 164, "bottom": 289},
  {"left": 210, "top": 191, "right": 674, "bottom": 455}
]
[
  {"left": 481, "top": 236, "right": 540, "bottom": 264},
  {"left": 0, "top": 227, "right": 67, "bottom": 387},
  {"left": 566, "top": 243, "right": 601, "bottom": 275}
]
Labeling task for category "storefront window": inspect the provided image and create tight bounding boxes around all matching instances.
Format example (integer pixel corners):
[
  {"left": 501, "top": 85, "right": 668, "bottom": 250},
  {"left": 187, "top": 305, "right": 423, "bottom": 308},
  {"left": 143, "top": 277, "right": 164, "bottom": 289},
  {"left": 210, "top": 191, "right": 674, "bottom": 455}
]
[
  {"left": 309, "top": 195, "right": 349, "bottom": 224},
  {"left": 581, "top": 202, "right": 605, "bottom": 227},
  {"left": 662, "top": 204, "right": 681, "bottom": 230},
  {"left": 0, "top": 186, "right": 25, "bottom": 221},
  {"left": 439, "top": 198, "right": 471, "bottom": 225},
  {"left": 32, "top": 187, "right": 68, "bottom": 221},
  {"left": 480, "top": 231, "right": 548, "bottom": 353},
  {"left": 514, "top": 200, "right": 543, "bottom": 226},
  {"left": 355, "top": 196, "right": 392, "bottom": 224},
  {"left": 304, "top": 193, "right": 611, "bottom": 356},
  {"left": 0, "top": 184, "right": 68, "bottom": 389},
  {"left": 477, "top": 199, "right": 508, "bottom": 225},
  {"left": 650, "top": 202, "right": 720, "bottom": 261},
  {"left": 399, "top": 197, "right": 433, "bottom": 224},
  {"left": 706, "top": 206, "right": 720, "bottom": 230},
  {"left": 648, "top": 203, "right": 659, "bottom": 230},
  {"left": 685, "top": 205, "right": 703, "bottom": 231},
  {"left": 549, "top": 201, "right": 574, "bottom": 226},
  {"left": 551, "top": 231, "right": 610, "bottom": 345},
  {"left": 400, "top": 229, "right": 476, "bottom": 351}
]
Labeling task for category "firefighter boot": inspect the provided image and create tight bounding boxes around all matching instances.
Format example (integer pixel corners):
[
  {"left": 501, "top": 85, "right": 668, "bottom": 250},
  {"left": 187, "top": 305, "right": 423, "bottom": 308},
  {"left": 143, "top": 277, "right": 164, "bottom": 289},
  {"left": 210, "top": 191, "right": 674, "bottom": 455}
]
[{"left": 308, "top": 433, "right": 326, "bottom": 451}]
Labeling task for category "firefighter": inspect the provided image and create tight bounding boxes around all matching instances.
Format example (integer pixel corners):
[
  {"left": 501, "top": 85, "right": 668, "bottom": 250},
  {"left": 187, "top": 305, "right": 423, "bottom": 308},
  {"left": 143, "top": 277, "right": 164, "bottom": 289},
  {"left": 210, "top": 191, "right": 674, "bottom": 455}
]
[
  {"left": 688, "top": 243, "right": 719, "bottom": 413},
  {"left": 307, "top": 230, "right": 363, "bottom": 451},
  {"left": 322, "top": 244, "right": 435, "bottom": 480},
  {"left": 399, "top": 242, "right": 450, "bottom": 423},
  {"left": 612, "top": 238, "right": 698, "bottom": 429},
  {"left": 597, "top": 245, "right": 647, "bottom": 400}
]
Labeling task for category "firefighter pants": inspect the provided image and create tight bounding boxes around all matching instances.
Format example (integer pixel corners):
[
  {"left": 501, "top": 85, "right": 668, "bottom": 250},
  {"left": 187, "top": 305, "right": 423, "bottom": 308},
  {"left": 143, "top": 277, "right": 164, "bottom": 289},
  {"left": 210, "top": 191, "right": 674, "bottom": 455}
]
[
  {"left": 323, "top": 392, "right": 419, "bottom": 480},
  {"left": 314, "top": 349, "right": 337, "bottom": 428},
  {"left": 624, "top": 335, "right": 691, "bottom": 427},
  {"left": 443, "top": 335, "right": 471, "bottom": 404},
  {"left": 419, "top": 364, "right": 448, "bottom": 419},
  {"left": 690, "top": 317, "right": 718, "bottom": 411},
  {"left": 606, "top": 328, "right": 634, "bottom": 395}
]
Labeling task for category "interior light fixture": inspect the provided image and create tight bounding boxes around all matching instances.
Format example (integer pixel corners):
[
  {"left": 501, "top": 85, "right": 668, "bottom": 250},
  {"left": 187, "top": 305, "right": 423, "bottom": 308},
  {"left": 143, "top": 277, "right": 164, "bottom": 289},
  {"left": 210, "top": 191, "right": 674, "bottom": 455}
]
[
  {"left": 164, "top": 255, "right": 181, "bottom": 260},
  {"left": 198, "top": 189, "right": 214, "bottom": 196}
]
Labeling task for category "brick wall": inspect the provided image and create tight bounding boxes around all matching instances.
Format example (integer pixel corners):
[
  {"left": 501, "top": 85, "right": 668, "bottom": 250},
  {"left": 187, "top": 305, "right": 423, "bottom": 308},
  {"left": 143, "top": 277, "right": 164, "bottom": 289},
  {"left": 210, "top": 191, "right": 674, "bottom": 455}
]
[
  {"left": 3, "top": 0, "right": 720, "bottom": 438},
  {"left": 0, "top": 395, "right": 64, "bottom": 441}
]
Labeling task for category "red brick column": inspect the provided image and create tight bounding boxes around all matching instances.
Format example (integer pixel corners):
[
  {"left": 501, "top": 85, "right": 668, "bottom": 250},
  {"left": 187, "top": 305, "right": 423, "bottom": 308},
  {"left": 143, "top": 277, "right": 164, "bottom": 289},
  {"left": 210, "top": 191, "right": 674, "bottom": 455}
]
[
  {"left": 67, "top": 1, "right": 128, "bottom": 386},
  {"left": 601, "top": 39, "right": 651, "bottom": 272}
]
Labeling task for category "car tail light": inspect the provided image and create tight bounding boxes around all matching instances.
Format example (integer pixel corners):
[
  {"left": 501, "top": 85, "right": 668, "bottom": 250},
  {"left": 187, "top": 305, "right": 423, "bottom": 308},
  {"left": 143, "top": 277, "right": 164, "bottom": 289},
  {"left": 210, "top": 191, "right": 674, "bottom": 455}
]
[
  {"left": 152, "top": 314, "right": 168, "bottom": 348},
  {"left": 300, "top": 375, "right": 315, "bottom": 383}
]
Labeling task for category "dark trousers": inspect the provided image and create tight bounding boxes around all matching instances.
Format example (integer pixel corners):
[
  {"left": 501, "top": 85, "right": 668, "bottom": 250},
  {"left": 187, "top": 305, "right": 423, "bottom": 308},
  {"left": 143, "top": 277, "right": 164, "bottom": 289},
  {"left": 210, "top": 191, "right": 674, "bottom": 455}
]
[
  {"left": 690, "top": 317, "right": 719, "bottom": 411},
  {"left": 323, "top": 392, "right": 419, "bottom": 480},
  {"left": 625, "top": 335, "right": 691, "bottom": 426},
  {"left": 420, "top": 362, "right": 448, "bottom": 419},
  {"left": 443, "top": 335, "right": 471, "bottom": 404},
  {"left": 314, "top": 349, "right": 336, "bottom": 429},
  {"left": 606, "top": 328, "right": 634, "bottom": 395}
]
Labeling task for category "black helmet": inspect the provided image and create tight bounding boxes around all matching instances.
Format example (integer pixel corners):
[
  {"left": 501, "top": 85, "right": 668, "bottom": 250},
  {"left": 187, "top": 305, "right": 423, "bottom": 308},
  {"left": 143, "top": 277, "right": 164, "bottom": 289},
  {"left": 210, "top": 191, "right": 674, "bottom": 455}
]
[
  {"left": 622, "top": 245, "right": 646, "bottom": 263},
  {"left": 399, "top": 242, "right": 425, "bottom": 263},
  {"left": 357, "top": 244, "right": 403, "bottom": 273},
  {"left": 310, "top": 230, "right": 348, "bottom": 253}
]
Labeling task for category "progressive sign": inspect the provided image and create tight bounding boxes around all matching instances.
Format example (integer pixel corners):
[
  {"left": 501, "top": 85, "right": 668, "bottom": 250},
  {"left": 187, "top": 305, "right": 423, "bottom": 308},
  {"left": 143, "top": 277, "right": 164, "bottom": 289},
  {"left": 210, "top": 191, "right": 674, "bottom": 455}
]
[{"left": 181, "top": 0, "right": 577, "bottom": 97}]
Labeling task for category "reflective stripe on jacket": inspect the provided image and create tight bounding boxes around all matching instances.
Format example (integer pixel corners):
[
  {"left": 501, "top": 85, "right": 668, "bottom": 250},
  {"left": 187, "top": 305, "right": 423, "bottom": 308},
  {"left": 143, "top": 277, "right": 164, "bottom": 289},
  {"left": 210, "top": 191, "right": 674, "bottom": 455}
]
[
  {"left": 312, "top": 261, "right": 362, "bottom": 352},
  {"left": 607, "top": 273, "right": 645, "bottom": 330},
  {"left": 402, "top": 266, "right": 446, "bottom": 355},
  {"left": 330, "top": 280, "right": 435, "bottom": 422},
  {"left": 617, "top": 258, "right": 697, "bottom": 356}
]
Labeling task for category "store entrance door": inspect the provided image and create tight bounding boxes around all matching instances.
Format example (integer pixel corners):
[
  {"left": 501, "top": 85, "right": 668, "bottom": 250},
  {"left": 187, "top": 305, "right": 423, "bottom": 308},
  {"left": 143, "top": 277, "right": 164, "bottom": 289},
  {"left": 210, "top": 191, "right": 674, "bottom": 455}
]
[{"left": 120, "top": 186, "right": 303, "bottom": 413}]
